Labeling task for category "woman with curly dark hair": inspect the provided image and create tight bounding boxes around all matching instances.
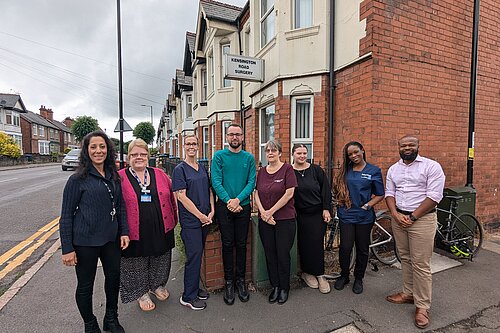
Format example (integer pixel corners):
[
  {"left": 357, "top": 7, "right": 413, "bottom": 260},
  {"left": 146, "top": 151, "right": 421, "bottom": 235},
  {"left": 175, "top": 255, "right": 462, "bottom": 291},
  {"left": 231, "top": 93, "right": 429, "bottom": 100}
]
[
  {"left": 333, "top": 141, "right": 384, "bottom": 294},
  {"left": 60, "top": 131, "right": 130, "bottom": 333}
]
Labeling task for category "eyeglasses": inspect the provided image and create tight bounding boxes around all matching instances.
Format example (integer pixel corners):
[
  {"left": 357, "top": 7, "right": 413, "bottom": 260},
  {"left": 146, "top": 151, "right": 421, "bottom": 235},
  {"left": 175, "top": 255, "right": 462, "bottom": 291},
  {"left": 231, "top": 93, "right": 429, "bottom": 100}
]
[
  {"left": 226, "top": 133, "right": 242, "bottom": 137},
  {"left": 130, "top": 153, "right": 148, "bottom": 158},
  {"left": 185, "top": 143, "right": 198, "bottom": 146},
  {"left": 265, "top": 148, "right": 278, "bottom": 153}
]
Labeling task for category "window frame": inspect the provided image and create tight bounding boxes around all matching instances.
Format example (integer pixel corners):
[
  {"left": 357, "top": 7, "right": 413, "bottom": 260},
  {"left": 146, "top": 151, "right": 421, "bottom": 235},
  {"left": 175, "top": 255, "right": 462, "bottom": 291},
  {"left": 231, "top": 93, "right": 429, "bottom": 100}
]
[
  {"left": 208, "top": 51, "right": 215, "bottom": 94},
  {"left": 222, "top": 121, "right": 231, "bottom": 149},
  {"left": 32, "top": 124, "right": 37, "bottom": 136},
  {"left": 221, "top": 44, "right": 231, "bottom": 88},
  {"left": 294, "top": 0, "right": 313, "bottom": 29},
  {"left": 291, "top": 96, "right": 314, "bottom": 161},
  {"left": 186, "top": 94, "right": 193, "bottom": 119},
  {"left": 202, "top": 126, "right": 209, "bottom": 159},
  {"left": 259, "top": 104, "right": 275, "bottom": 165},
  {"left": 38, "top": 140, "right": 50, "bottom": 155},
  {"left": 211, "top": 124, "right": 216, "bottom": 158},
  {"left": 39, "top": 125, "right": 45, "bottom": 137},
  {"left": 260, "top": 0, "right": 275, "bottom": 48},
  {"left": 201, "top": 68, "right": 207, "bottom": 101}
]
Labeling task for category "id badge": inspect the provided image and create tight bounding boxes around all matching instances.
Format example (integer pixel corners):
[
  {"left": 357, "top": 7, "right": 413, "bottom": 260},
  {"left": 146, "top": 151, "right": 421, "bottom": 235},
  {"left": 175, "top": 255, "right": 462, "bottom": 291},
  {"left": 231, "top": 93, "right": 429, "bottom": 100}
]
[{"left": 141, "top": 194, "right": 152, "bottom": 202}]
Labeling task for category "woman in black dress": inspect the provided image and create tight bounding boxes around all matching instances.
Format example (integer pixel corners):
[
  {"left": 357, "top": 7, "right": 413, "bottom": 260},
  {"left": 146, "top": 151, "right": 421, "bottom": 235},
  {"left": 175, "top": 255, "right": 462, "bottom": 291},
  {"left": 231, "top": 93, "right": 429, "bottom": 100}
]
[
  {"left": 292, "top": 144, "right": 332, "bottom": 294},
  {"left": 118, "top": 139, "right": 177, "bottom": 311}
]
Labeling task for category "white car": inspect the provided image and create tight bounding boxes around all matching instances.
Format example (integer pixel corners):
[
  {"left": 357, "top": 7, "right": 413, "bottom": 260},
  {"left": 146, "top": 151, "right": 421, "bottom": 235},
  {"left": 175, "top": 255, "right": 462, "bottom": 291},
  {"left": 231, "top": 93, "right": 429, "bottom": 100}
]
[{"left": 61, "top": 149, "right": 81, "bottom": 171}]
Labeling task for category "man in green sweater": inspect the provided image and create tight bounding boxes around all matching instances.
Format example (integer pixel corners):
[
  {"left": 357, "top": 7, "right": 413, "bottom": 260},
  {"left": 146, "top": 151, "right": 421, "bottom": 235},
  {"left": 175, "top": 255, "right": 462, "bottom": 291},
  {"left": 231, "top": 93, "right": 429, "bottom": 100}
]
[{"left": 211, "top": 123, "right": 256, "bottom": 305}]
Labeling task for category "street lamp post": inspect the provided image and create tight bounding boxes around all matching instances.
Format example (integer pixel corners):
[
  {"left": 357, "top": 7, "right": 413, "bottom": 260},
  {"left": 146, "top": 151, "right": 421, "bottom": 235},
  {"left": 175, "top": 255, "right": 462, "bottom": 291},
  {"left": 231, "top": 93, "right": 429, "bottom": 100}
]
[{"left": 141, "top": 104, "right": 153, "bottom": 124}]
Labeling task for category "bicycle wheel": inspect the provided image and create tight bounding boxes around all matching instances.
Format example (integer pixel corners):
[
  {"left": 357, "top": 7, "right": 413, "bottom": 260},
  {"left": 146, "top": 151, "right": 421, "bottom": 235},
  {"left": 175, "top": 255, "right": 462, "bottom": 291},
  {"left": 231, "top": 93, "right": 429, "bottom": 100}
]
[
  {"left": 323, "top": 221, "right": 355, "bottom": 273},
  {"left": 370, "top": 214, "right": 397, "bottom": 265},
  {"left": 449, "top": 213, "right": 484, "bottom": 258}
]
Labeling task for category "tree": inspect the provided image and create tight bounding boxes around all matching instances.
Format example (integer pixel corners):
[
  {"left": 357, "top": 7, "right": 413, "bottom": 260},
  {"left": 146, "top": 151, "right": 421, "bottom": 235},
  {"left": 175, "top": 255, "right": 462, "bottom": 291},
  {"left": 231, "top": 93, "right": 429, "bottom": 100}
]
[
  {"left": 133, "top": 122, "right": 155, "bottom": 144},
  {"left": 0, "top": 132, "right": 22, "bottom": 158},
  {"left": 110, "top": 137, "right": 120, "bottom": 150},
  {"left": 72, "top": 116, "right": 99, "bottom": 142}
]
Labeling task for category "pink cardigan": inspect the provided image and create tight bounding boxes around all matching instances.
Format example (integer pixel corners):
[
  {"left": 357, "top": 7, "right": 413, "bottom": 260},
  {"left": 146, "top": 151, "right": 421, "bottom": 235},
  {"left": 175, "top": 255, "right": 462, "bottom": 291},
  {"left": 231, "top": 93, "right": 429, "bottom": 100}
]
[{"left": 119, "top": 167, "right": 178, "bottom": 241}]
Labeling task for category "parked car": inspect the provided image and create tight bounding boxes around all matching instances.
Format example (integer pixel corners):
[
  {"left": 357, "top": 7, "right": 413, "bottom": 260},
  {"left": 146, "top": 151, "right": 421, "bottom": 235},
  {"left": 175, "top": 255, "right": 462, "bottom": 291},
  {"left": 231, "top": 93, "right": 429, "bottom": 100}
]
[{"left": 61, "top": 149, "right": 81, "bottom": 171}]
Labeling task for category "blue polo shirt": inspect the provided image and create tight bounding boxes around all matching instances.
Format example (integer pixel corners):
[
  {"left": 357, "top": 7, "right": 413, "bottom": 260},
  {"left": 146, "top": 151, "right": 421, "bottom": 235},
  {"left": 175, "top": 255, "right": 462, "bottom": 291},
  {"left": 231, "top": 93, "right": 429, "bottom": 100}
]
[
  {"left": 337, "top": 163, "right": 385, "bottom": 224},
  {"left": 172, "top": 162, "right": 211, "bottom": 229}
]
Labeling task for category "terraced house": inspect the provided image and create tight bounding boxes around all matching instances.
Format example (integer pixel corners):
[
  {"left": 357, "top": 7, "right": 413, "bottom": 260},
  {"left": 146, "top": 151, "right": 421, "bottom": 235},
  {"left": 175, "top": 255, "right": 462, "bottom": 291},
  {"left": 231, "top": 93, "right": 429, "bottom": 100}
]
[
  {"left": 0, "top": 93, "right": 27, "bottom": 153},
  {"left": 159, "top": 0, "right": 500, "bottom": 227}
]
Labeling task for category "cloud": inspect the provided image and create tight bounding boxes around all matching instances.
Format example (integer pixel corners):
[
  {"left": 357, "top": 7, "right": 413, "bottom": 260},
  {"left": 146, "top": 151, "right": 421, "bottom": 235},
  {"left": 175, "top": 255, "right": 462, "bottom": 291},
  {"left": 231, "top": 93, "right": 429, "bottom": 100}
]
[{"left": 0, "top": 0, "right": 247, "bottom": 141}]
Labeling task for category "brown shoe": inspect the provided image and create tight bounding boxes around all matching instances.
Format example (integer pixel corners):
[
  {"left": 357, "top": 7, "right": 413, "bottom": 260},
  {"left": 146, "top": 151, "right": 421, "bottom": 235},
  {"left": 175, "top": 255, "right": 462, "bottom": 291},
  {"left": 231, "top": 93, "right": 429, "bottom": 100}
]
[
  {"left": 415, "top": 307, "right": 430, "bottom": 329},
  {"left": 386, "top": 292, "right": 414, "bottom": 304}
]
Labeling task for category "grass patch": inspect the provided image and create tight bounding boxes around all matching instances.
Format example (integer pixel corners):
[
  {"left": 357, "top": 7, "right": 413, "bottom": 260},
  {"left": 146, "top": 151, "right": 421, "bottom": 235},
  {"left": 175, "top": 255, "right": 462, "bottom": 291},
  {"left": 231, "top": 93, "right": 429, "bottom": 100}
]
[{"left": 174, "top": 223, "right": 186, "bottom": 264}]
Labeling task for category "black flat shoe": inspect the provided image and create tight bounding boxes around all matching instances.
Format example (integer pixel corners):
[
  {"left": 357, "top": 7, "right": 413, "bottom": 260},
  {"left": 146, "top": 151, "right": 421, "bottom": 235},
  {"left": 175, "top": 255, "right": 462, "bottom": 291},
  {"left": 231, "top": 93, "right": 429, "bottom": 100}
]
[
  {"left": 277, "top": 289, "right": 289, "bottom": 305},
  {"left": 352, "top": 278, "right": 363, "bottom": 294},
  {"left": 268, "top": 287, "right": 279, "bottom": 303},
  {"left": 334, "top": 276, "right": 350, "bottom": 290}
]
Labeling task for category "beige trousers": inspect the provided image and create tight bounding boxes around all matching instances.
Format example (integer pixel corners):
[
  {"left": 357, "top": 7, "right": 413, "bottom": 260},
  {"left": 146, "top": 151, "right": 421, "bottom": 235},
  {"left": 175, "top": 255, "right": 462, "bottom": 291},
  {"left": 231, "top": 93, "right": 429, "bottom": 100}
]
[{"left": 392, "top": 212, "right": 437, "bottom": 309}]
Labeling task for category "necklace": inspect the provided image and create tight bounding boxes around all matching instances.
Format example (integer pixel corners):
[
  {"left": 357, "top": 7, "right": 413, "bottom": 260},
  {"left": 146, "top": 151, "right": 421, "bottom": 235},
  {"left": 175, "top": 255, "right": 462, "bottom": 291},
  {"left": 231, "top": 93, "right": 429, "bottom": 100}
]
[{"left": 296, "top": 169, "right": 306, "bottom": 177}]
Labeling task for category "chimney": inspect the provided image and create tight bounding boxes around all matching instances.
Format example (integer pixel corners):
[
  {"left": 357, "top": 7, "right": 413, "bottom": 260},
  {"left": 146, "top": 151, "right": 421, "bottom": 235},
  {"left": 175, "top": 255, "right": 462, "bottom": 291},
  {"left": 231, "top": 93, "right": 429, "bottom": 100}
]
[
  {"left": 39, "top": 105, "right": 54, "bottom": 121},
  {"left": 63, "top": 117, "right": 74, "bottom": 128}
]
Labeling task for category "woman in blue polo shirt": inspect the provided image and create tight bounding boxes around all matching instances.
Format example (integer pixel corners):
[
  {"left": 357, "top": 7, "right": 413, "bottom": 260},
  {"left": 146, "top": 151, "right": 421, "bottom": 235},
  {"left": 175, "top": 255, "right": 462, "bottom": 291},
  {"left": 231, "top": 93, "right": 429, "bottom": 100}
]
[{"left": 333, "top": 141, "right": 384, "bottom": 294}]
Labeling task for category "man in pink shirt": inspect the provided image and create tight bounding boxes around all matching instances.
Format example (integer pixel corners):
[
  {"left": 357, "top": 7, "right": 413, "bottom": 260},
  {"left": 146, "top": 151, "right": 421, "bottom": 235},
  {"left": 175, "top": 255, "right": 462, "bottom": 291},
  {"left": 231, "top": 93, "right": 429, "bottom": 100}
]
[{"left": 385, "top": 136, "right": 445, "bottom": 329}]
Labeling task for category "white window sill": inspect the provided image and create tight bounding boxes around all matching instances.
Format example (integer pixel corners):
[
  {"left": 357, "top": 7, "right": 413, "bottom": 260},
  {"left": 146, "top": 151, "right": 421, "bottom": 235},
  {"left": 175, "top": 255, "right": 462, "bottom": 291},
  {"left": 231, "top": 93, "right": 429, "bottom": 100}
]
[
  {"left": 218, "top": 87, "right": 234, "bottom": 93},
  {"left": 256, "top": 37, "right": 277, "bottom": 58},
  {"left": 285, "top": 25, "right": 320, "bottom": 41}
]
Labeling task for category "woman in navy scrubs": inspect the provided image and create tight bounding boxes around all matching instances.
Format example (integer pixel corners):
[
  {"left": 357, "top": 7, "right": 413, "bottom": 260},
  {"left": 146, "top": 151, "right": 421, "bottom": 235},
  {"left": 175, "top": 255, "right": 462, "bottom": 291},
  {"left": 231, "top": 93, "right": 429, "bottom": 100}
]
[
  {"left": 172, "top": 135, "right": 214, "bottom": 311},
  {"left": 333, "top": 141, "right": 384, "bottom": 294}
]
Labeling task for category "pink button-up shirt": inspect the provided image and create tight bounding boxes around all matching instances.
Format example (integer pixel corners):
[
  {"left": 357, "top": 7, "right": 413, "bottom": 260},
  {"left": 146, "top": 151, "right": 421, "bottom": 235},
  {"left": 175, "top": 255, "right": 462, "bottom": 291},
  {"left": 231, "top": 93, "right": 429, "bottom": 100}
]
[{"left": 385, "top": 155, "right": 445, "bottom": 211}]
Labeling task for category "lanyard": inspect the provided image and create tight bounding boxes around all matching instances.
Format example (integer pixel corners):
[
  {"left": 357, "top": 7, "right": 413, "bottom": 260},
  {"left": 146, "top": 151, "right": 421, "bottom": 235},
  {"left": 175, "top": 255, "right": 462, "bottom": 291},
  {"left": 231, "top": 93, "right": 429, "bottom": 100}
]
[
  {"left": 102, "top": 180, "right": 117, "bottom": 221},
  {"left": 129, "top": 167, "right": 150, "bottom": 194}
]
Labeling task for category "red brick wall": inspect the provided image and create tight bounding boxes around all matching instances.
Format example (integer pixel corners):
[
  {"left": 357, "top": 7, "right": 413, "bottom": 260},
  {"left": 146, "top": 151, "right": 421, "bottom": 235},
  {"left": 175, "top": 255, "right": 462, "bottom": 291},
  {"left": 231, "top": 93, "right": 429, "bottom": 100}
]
[
  {"left": 20, "top": 118, "right": 33, "bottom": 154},
  {"left": 332, "top": 0, "right": 500, "bottom": 226}
]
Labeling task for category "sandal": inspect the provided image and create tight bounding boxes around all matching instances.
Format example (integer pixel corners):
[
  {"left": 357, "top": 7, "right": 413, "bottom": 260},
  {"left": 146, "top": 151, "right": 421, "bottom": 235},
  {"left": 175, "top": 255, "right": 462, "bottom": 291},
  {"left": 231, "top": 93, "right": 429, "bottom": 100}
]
[
  {"left": 151, "top": 286, "right": 169, "bottom": 301},
  {"left": 138, "top": 293, "right": 156, "bottom": 311}
]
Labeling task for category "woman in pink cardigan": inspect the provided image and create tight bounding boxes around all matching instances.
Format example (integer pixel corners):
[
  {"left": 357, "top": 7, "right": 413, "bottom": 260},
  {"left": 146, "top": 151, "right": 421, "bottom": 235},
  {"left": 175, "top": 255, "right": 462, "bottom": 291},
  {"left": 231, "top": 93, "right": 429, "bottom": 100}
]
[{"left": 118, "top": 139, "right": 177, "bottom": 311}]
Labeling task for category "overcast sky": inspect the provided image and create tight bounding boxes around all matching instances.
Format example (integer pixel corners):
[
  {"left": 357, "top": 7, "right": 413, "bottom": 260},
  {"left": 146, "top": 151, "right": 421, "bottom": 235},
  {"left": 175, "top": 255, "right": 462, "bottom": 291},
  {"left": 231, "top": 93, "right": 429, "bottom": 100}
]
[{"left": 0, "top": 0, "right": 247, "bottom": 141}]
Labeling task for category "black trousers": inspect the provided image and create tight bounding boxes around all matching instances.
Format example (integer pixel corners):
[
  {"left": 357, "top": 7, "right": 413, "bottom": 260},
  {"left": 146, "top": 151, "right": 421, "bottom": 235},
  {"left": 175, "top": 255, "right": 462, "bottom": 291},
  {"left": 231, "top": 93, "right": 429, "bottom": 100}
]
[
  {"left": 74, "top": 241, "right": 121, "bottom": 323},
  {"left": 259, "top": 218, "right": 296, "bottom": 291},
  {"left": 339, "top": 221, "right": 373, "bottom": 279},
  {"left": 297, "top": 209, "right": 327, "bottom": 276},
  {"left": 216, "top": 201, "right": 251, "bottom": 281}
]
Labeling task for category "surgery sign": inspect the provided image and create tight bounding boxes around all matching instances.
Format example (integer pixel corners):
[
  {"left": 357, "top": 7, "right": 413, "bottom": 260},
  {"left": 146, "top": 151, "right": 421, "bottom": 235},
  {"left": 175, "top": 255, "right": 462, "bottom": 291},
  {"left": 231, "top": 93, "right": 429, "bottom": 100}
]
[{"left": 225, "top": 54, "right": 264, "bottom": 82}]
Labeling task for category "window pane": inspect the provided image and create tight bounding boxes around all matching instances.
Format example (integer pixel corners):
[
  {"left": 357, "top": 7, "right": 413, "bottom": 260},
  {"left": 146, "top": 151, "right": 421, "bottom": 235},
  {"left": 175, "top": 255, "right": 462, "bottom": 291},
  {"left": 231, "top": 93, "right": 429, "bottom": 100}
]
[
  {"left": 260, "top": 105, "right": 275, "bottom": 165},
  {"left": 261, "top": 0, "right": 274, "bottom": 16},
  {"left": 295, "top": 99, "right": 310, "bottom": 139},
  {"left": 295, "top": 0, "right": 312, "bottom": 29},
  {"left": 261, "top": 13, "right": 275, "bottom": 47},
  {"left": 222, "top": 45, "right": 231, "bottom": 87}
]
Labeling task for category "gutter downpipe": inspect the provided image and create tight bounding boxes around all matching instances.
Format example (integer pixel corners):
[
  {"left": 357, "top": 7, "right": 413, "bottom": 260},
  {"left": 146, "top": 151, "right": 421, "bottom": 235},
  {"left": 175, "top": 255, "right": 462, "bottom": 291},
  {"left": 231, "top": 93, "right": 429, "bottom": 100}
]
[
  {"left": 327, "top": 1, "right": 336, "bottom": 181},
  {"left": 237, "top": 17, "right": 246, "bottom": 149},
  {"left": 466, "top": 0, "right": 479, "bottom": 188}
]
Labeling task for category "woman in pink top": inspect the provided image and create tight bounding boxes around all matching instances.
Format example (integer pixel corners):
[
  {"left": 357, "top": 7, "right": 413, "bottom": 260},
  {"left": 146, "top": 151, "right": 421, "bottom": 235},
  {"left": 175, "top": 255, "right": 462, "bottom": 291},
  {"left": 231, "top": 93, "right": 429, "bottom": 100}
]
[
  {"left": 118, "top": 139, "right": 177, "bottom": 312},
  {"left": 255, "top": 140, "right": 298, "bottom": 305}
]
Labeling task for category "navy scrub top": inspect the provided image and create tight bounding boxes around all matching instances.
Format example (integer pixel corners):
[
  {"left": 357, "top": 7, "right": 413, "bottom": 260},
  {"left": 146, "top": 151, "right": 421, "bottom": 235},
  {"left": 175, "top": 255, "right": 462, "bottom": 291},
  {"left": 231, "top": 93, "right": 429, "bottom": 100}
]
[
  {"left": 172, "top": 161, "right": 211, "bottom": 229},
  {"left": 337, "top": 162, "right": 384, "bottom": 224}
]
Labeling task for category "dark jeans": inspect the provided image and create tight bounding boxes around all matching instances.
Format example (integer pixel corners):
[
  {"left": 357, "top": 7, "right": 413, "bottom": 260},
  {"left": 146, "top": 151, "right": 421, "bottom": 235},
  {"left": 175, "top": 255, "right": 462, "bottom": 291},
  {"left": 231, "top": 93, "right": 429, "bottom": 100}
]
[
  {"left": 181, "top": 226, "right": 209, "bottom": 301},
  {"left": 74, "top": 241, "right": 121, "bottom": 323},
  {"left": 259, "top": 218, "right": 296, "bottom": 291},
  {"left": 339, "top": 221, "right": 373, "bottom": 279},
  {"left": 216, "top": 200, "right": 251, "bottom": 281}
]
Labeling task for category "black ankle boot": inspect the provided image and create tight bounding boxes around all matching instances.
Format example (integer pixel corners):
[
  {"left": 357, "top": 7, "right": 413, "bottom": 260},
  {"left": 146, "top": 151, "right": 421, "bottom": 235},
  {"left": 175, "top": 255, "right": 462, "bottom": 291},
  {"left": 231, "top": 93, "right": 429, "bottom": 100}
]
[
  {"left": 236, "top": 278, "right": 249, "bottom": 302},
  {"left": 102, "top": 309, "right": 125, "bottom": 333},
  {"left": 223, "top": 280, "right": 235, "bottom": 305},
  {"left": 84, "top": 315, "right": 101, "bottom": 333},
  {"left": 268, "top": 287, "right": 279, "bottom": 303}
]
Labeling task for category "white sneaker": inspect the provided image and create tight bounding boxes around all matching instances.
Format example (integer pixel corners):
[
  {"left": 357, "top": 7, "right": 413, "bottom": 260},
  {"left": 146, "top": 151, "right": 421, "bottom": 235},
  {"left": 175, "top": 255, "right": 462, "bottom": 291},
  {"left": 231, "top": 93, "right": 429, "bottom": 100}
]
[
  {"left": 179, "top": 296, "right": 207, "bottom": 310},
  {"left": 317, "top": 276, "right": 331, "bottom": 294},
  {"left": 301, "top": 272, "right": 319, "bottom": 289}
]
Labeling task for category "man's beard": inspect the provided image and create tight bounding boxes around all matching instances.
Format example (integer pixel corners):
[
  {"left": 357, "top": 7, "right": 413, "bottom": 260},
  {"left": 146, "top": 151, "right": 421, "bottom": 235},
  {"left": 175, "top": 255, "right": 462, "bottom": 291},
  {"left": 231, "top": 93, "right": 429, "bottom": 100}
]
[
  {"left": 400, "top": 150, "right": 418, "bottom": 161},
  {"left": 229, "top": 141, "right": 241, "bottom": 149}
]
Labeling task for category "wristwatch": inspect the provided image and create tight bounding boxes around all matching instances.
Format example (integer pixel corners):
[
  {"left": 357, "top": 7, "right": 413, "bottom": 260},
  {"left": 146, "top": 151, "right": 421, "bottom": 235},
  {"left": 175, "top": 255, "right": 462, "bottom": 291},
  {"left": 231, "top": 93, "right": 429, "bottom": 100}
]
[
  {"left": 362, "top": 203, "right": 370, "bottom": 210},
  {"left": 409, "top": 213, "right": 418, "bottom": 222}
]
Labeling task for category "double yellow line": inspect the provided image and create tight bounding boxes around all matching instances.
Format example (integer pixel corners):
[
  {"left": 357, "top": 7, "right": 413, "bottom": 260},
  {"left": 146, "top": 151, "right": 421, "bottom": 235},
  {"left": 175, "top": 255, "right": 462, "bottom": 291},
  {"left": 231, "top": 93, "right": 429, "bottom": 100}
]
[{"left": 0, "top": 217, "right": 60, "bottom": 280}]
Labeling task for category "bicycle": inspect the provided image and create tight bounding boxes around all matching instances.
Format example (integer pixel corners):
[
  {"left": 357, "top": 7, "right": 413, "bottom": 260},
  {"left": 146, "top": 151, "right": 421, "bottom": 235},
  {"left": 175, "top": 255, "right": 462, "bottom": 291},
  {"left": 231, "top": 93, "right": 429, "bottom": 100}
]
[
  {"left": 324, "top": 210, "right": 397, "bottom": 274},
  {"left": 435, "top": 195, "right": 484, "bottom": 260}
]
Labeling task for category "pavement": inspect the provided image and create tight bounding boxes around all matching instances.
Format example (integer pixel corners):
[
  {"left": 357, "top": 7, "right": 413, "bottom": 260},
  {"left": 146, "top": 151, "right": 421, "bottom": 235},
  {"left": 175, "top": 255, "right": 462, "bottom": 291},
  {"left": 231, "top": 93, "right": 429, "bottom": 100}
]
[
  {"left": 0, "top": 238, "right": 499, "bottom": 333},
  {"left": 0, "top": 162, "right": 61, "bottom": 172}
]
